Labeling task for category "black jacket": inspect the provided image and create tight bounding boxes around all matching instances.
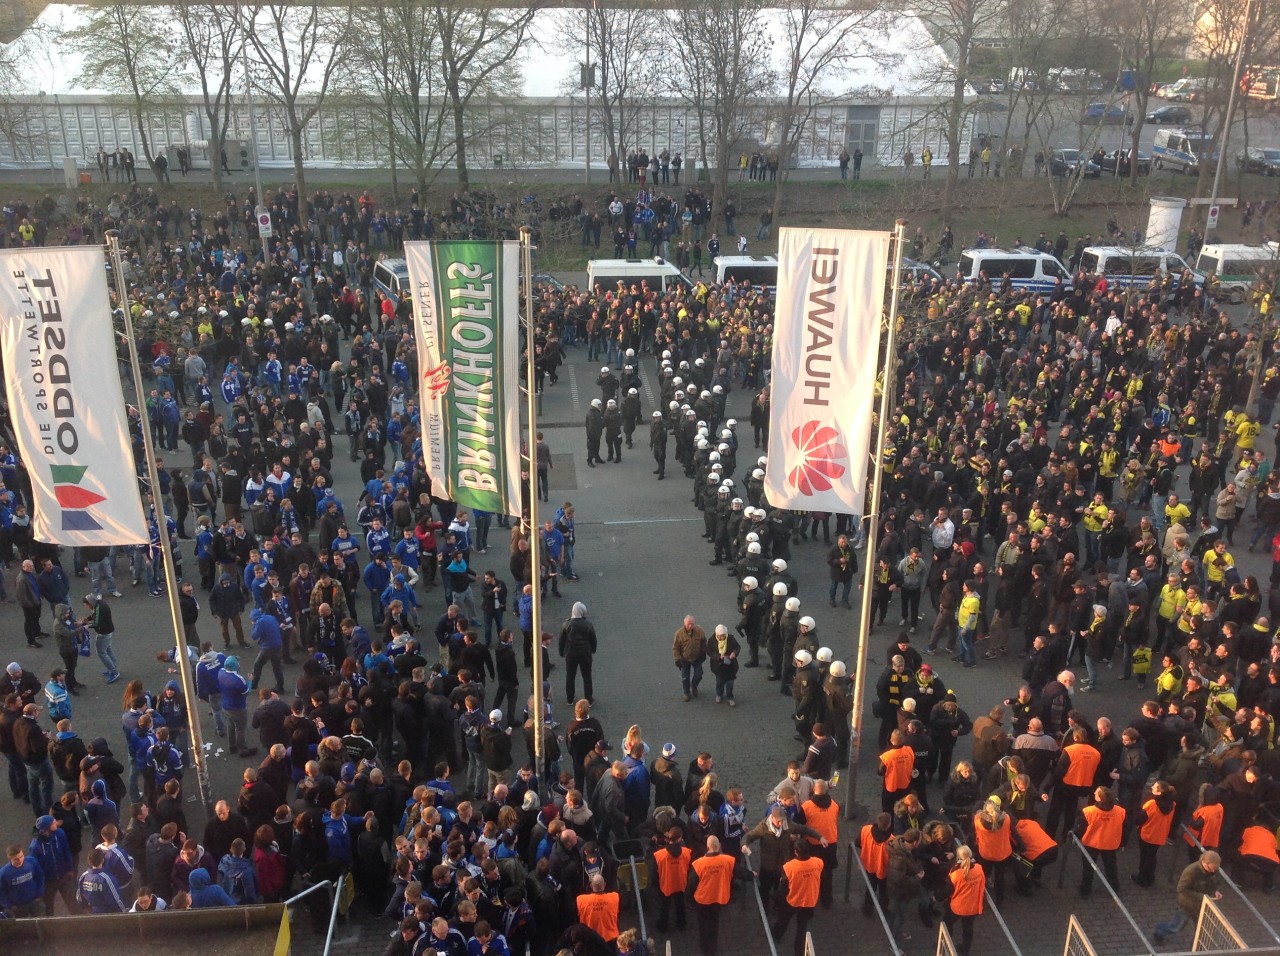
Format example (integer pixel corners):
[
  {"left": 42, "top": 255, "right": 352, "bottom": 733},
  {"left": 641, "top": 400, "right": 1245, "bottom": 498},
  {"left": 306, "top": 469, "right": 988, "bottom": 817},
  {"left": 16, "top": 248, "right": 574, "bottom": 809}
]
[{"left": 559, "top": 617, "right": 597, "bottom": 658}]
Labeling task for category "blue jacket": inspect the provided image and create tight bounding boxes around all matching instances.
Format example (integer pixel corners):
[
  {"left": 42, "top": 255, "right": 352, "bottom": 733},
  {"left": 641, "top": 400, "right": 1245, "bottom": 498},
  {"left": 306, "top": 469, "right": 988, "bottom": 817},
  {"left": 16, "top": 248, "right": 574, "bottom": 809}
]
[
  {"left": 77, "top": 866, "right": 126, "bottom": 913},
  {"left": 195, "top": 651, "right": 225, "bottom": 700},
  {"left": 250, "top": 610, "right": 283, "bottom": 650},
  {"left": 363, "top": 561, "right": 391, "bottom": 594},
  {"left": 98, "top": 843, "right": 134, "bottom": 889},
  {"left": 380, "top": 582, "right": 417, "bottom": 610},
  {"left": 322, "top": 811, "right": 364, "bottom": 867},
  {"left": 217, "top": 854, "right": 259, "bottom": 903},
  {"left": 28, "top": 828, "right": 73, "bottom": 881},
  {"left": 366, "top": 526, "right": 391, "bottom": 558},
  {"left": 517, "top": 593, "right": 533, "bottom": 630},
  {"left": 218, "top": 668, "right": 251, "bottom": 711},
  {"left": 189, "top": 867, "right": 236, "bottom": 908},
  {"left": 0, "top": 856, "right": 45, "bottom": 908}
]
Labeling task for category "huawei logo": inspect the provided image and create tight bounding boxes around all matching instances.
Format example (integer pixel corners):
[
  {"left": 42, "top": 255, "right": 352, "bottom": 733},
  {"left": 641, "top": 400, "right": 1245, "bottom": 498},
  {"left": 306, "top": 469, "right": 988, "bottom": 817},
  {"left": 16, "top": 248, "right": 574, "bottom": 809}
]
[{"left": 786, "top": 421, "right": 848, "bottom": 495}]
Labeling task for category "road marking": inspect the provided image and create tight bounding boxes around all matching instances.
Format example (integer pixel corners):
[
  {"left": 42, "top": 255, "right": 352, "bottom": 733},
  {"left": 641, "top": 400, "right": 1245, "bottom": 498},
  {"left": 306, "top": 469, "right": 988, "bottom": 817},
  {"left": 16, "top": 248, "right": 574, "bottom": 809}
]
[
  {"left": 598, "top": 517, "right": 701, "bottom": 526},
  {"left": 567, "top": 364, "right": 580, "bottom": 413},
  {"left": 639, "top": 367, "right": 655, "bottom": 407}
]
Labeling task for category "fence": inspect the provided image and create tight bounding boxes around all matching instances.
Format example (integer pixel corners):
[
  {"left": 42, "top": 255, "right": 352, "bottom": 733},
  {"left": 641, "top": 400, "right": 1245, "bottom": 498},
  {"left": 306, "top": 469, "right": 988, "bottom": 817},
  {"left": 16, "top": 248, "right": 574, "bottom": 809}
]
[
  {"left": 1063, "top": 914, "right": 1100, "bottom": 956},
  {"left": 1193, "top": 896, "right": 1248, "bottom": 953},
  {"left": 937, "top": 921, "right": 960, "bottom": 956},
  {"left": 804, "top": 931, "right": 818, "bottom": 956}
]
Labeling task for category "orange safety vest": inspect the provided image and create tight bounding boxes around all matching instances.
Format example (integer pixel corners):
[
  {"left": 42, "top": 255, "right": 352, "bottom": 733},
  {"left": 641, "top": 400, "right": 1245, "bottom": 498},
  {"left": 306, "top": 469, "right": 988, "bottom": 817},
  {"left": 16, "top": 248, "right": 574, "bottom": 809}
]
[
  {"left": 783, "top": 855, "right": 824, "bottom": 909},
  {"left": 880, "top": 746, "right": 915, "bottom": 792},
  {"left": 973, "top": 814, "right": 1013, "bottom": 862},
  {"left": 692, "top": 853, "right": 735, "bottom": 905},
  {"left": 801, "top": 799, "right": 840, "bottom": 846},
  {"left": 1081, "top": 804, "right": 1125, "bottom": 851},
  {"left": 1183, "top": 804, "right": 1224, "bottom": 849},
  {"left": 1014, "top": 819, "right": 1057, "bottom": 862},
  {"left": 860, "top": 824, "right": 889, "bottom": 879},
  {"left": 1062, "top": 744, "right": 1101, "bottom": 788},
  {"left": 1240, "top": 826, "right": 1280, "bottom": 864},
  {"left": 576, "top": 891, "right": 620, "bottom": 941},
  {"left": 949, "top": 863, "right": 986, "bottom": 917},
  {"left": 655, "top": 845, "right": 693, "bottom": 895},
  {"left": 1139, "top": 799, "right": 1176, "bottom": 846}
]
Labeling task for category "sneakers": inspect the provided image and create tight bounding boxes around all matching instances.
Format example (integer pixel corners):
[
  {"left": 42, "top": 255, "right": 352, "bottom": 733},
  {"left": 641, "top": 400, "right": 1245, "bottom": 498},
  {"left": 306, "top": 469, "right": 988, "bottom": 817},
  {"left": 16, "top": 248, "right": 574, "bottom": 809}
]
[
  {"left": 682, "top": 693, "right": 691, "bottom": 702},
  {"left": 715, "top": 696, "right": 722, "bottom": 704},
  {"left": 106, "top": 672, "right": 120, "bottom": 683}
]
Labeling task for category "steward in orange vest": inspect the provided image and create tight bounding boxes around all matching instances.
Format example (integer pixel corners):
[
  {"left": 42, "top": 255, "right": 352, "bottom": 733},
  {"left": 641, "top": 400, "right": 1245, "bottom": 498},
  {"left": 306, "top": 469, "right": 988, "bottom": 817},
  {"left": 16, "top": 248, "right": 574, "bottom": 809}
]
[
  {"left": 1133, "top": 782, "right": 1177, "bottom": 887},
  {"left": 879, "top": 730, "right": 915, "bottom": 812},
  {"left": 1013, "top": 817, "right": 1058, "bottom": 889},
  {"left": 576, "top": 873, "right": 620, "bottom": 942},
  {"left": 772, "top": 842, "right": 825, "bottom": 952},
  {"left": 653, "top": 828, "right": 692, "bottom": 934},
  {"left": 690, "top": 837, "right": 735, "bottom": 954},
  {"left": 798, "top": 779, "right": 840, "bottom": 908},
  {"left": 1075, "top": 787, "right": 1125, "bottom": 897},
  {"left": 857, "top": 812, "right": 894, "bottom": 916},
  {"left": 1183, "top": 793, "right": 1224, "bottom": 858},
  {"left": 944, "top": 845, "right": 985, "bottom": 954},
  {"left": 1237, "top": 825, "right": 1279, "bottom": 891}
]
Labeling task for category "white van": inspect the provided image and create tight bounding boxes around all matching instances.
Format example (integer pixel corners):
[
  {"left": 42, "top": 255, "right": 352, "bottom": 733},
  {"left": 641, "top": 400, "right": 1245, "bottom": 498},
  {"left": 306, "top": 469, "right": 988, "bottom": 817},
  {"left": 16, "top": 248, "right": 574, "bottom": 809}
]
[
  {"left": 372, "top": 257, "right": 411, "bottom": 306},
  {"left": 955, "top": 248, "right": 1069, "bottom": 293},
  {"left": 587, "top": 257, "right": 693, "bottom": 295},
  {"left": 715, "top": 255, "right": 779, "bottom": 290},
  {"left": 1079, "top": 246, "right": 1202, "bottom": 290},
  {"left": 1196, "top": 243, "right": 1279, "bottom": 303},
  {"left": 1152, "top": 128, "right": 1214, "bottom": 174}
]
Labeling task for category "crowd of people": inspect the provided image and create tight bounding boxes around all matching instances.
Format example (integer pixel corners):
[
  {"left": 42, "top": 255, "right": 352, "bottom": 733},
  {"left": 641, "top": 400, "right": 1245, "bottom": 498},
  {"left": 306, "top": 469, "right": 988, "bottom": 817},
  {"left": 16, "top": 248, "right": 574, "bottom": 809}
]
[{"left": 0, "top": 176, "right": 1275, "bottom": 956}]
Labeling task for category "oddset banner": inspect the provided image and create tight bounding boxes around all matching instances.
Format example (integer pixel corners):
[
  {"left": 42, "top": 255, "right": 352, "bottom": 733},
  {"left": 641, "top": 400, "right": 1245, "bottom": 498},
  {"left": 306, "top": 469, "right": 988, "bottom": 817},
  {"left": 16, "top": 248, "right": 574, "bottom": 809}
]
[{"left": 0, "top": 247, "right": 148, "bottom": 544}]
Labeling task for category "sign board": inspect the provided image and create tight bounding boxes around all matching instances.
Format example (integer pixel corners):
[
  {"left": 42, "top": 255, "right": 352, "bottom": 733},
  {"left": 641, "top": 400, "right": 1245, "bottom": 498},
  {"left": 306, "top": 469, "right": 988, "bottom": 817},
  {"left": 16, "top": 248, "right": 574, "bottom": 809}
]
[
  {"left": 257, "top": 207, "right": 272, "bottom": 239},
  {"left": 1207, "top": 205, "right": 1220, "bottom": 229}
]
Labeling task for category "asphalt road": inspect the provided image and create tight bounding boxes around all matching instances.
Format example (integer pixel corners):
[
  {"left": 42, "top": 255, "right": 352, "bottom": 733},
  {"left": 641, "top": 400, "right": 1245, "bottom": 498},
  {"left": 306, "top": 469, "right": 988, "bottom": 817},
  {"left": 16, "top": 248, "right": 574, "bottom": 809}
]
[{"left": 2, "top": 321, "right": 1279, "bottom": 956}]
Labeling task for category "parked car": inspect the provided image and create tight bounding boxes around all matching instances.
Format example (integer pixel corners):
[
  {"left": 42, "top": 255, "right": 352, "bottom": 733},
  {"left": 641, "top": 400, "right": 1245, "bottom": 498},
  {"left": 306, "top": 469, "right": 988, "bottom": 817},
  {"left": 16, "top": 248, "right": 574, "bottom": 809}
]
[
  {"left": 986, "top": 78, "right": 1006, "bottom": 94},
  {"left": 1165, "top": 78, "right": 1204, "bottom": 102},
  {"left": 1146, "top": 105, "right": 1193, "bottom": 124},
  {"left": 1081, "top": 102, "right": 1127, "bottom": 124},
  {"left": 1097, "top": 149, "right": 1153, "bottom": 176},
  {"left": 1050, "top": 148, "right": 1101, "bottom": 178},
  {"left": 1238, "top": 146, "right": 1280, "bottom": 176}
]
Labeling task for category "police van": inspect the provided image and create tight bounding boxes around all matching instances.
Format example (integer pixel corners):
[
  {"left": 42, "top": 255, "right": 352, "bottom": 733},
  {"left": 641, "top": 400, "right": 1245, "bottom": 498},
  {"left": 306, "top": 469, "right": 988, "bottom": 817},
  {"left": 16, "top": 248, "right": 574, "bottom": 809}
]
[
  {"left": 1078, "top": 246, "right": 1202, "bottom": 290},
  {"left": 372, "top": 257, "right": 411, "bottom": 306},
  {"left": 1152, "top": 128, "right": 1215, "bottom": 174},
  {"left": 1195, "top": 242, "right": 1279, "bottom": 303},
  {"left": 586, "top": 257, "right": 693, "bottom": 294},
  {"left": 955, "top": 248, "right": 1070, "bottom": 292},
  {"left": 715, "top": 255, "right": 779, "bottom": 292}
]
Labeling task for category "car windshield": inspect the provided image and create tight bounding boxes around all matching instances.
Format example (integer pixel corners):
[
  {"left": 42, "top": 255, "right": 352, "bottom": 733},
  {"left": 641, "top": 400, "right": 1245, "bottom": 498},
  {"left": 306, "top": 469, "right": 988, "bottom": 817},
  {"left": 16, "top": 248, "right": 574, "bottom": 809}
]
[
  {"left": 1264, "top": 150, "right": 1280, "bottom": 161},
  {"left": 1059, "top": 150, "right": 1081, "bottom": 161}
]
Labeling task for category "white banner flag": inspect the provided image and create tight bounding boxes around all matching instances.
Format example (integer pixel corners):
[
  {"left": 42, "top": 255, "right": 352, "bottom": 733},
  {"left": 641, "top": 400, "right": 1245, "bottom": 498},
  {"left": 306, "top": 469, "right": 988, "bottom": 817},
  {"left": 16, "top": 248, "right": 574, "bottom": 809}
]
[
  {"left": 763, "top": 228, "right": 890, "bottom": 515},
  {"left": 0, "top": 247, "right": 148, "bottom": 545}
]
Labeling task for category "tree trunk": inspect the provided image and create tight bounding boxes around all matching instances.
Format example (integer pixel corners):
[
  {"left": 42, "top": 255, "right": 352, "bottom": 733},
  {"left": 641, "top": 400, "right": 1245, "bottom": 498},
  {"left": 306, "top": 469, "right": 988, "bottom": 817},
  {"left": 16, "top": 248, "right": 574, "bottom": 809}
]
[
  {"left": 448, "top": 80, "right": 470, "bottom": 193},
  {"left": 386, "top": 106, "right": 399, "bottom": 203},
  {"left": 133, "top": 108, "right": 160, "bottom": 183},
  {"left": 290, "top": 125, "right": 307, "bottom": 197},
  {"left": 942, "top": 73, "right": 966, "bottom": 223},
  {"left": 208, "top": 123, "right": 224, "bottom": 192}
]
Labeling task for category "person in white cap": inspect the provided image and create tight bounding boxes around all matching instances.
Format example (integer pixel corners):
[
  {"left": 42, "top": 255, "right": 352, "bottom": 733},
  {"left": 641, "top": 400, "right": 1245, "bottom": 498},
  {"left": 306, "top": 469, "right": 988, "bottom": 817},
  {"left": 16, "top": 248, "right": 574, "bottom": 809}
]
[
  {"left": 585, "top": 399, "right": 605, "bottom": 468},
  {"left": 791, "top": 650, "right": 821, "bottom": 742},
  {"left": 480, "top": 708, "right": 514, "bottom": 792},
  {"left": 650, "top": 410, "right": 668, "bottom": 479}
]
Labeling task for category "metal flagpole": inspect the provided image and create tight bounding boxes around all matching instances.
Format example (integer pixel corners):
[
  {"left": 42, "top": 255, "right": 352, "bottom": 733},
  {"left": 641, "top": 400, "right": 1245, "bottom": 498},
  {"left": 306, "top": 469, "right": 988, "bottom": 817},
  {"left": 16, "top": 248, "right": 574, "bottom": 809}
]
[
  {"left": 519, "top": 228, "right": 544, "bottom": 787},
  {"left": 105, "top": 230, "right": 212, "bottom": 815},
  {"left": 843, "top": 219, "right": 907, "bottom": 820}
]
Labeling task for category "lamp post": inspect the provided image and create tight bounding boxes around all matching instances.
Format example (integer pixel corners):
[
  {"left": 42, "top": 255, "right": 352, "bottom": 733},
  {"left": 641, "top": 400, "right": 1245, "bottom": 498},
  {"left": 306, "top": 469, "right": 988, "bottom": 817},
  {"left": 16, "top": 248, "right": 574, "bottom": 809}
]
[
  {"left": 37, "top": 91, "right": 55, "bottom": 186},
  {"left": 1207, "top": 0, "right": 1254, "bottom": 235}
]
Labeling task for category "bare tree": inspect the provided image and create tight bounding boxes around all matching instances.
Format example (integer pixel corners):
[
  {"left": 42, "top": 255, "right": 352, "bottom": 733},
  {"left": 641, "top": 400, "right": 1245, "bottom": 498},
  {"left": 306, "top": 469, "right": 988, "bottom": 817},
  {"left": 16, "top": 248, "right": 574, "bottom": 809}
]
[
  {"left": 433, "top": 0, "right": 537, "bottom": 193},
  {"left": 912, "top": 0, "right": 1007, "bottom": 221},
  {"left": 552, "top": 7, "right": 664, "bottom": 177},
  {"left": 67, "top": 2, "right": 179, "bottom": 181},
  {"left": 667, "top": 0, "right": 775, "bottom": 227},
  {"left": 174, "top": 0, "right": 242, "bottom": 191},
  {"left": 241, "top": 1, "right": 349, "bottom": 197},
  {"left": 769, "top": 3, "right": 893, "bottom": 216},
  {"left": 1116, "top": 0, "right": 1191, "bottom": 183},
  {"left": 342, "top": 0, "right": 454, "bottom": 197}
]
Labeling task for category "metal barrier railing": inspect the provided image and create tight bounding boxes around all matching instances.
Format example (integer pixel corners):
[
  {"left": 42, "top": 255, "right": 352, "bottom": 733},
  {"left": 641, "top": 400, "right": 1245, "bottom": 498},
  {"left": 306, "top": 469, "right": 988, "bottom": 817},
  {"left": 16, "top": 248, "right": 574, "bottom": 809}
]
[
  {"left": 322, "top": 875, "right": 346, "bottom": 956},
  {"left": 613, "top": 839, "right": 650, "bottom": 948},
  {"left": 744, "top": 856, "right": 779, "bottom": 956},
  {"left": 1182, "top": 825, "right": 1280, "bottom": 947},
  {"left": 1193, "top": 895, "right": 1247, "bottom": 952},
  {"left": 845, "top": 840, "right": 905, "bottom": 956},
  {"left": 936, "top": 920, "right": 959, "bottom": 956},
  {"left": 1070, "top": 833, "right": 1156, "bottom": 956}
]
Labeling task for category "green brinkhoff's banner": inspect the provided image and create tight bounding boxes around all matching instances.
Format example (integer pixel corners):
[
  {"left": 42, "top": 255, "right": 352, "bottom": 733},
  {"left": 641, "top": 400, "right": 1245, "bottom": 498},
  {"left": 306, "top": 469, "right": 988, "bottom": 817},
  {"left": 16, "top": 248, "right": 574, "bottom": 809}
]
[{"left": 404, "top": 241, "right": 521, "bottom": 517}]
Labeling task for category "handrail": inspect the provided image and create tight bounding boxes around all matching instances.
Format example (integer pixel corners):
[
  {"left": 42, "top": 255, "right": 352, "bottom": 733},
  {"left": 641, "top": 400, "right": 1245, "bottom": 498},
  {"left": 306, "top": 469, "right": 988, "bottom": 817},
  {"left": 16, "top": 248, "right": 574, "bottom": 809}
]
[
  {"left": 1181, "top": 824, "right": 1280, "bottom": 945},
  {"left": 743, "top": 854, "right": 779, "bottom": 956},
  {"left": 847, "top": 840, "right": 905, "bottom": 956},
  {"left": 284, "top": 879, "right": 333, "bottom": 907},
  {"left": 322, "top": 875, "right": 345, "bottom": 956},
  {"left": 1070, "top": 833, "right": 1156, "bottom": 955},
  {"left": 951, "top": 837, "right": 1024, "bottom": 956},
  {"left": 622, "top": 852, "right": 649, "bottom": 946}
]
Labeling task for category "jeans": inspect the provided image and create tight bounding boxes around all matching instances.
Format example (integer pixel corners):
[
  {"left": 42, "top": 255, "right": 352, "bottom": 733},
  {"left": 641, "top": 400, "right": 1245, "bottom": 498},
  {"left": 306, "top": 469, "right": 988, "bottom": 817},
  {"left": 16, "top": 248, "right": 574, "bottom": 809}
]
[
  {"left": 206, "top": 695, "right": 226, "bottom": 736},
  {"left": 226, "top": 707, "right": 248, "bottom": 751},
  {"left": 1150, "top": 494, "right": 1167, "bottom": 533},
  {"left": 475, "top": 513, "right": 491, "bottom": 551},
  {"left": 466, "top": 749, "right": 486, "bottom": 796},
  {"left": 828, "top": 579, "right": 852, "bottom": 604},
  {"left": 252, "top": 646, "right": 285, "bottom": 693},
  {"left": 452, "top": 586, "right": 476, "bottom": 622},
  {"left": 89, "top": 558, "right": 118, "bottom": 597},
  {"left": 563, "top": 542, "right": 576, "bottom": 578},
  {"left": 96, "top": 634, "right": 119, "bottom": 677},
  {"left": 24, "top": 759, "right": 53, "bottom": 817},
  {"left": 715, "top": 675, "right": 736, "bottom": 701},
  {"left": 1155, "top": 909, "right": 1192, "bottom": 940},
  {"left": 956, "top": 626, "right": 977, "bottom": 665},
  {"left": 1085, "top": 654, "right": 1099, "bottom": 687},
  {"left": 679, "top": 661, "right": 704, "bottom": 695},
  {"left": 565, "top": 654, "right": 593, "bottom": 702},
  {"left": 6, "top": 753, "right": 28, "bottom": 800},
  {"left": 483, "top": 609, "right": 505, "bottom": 644}
]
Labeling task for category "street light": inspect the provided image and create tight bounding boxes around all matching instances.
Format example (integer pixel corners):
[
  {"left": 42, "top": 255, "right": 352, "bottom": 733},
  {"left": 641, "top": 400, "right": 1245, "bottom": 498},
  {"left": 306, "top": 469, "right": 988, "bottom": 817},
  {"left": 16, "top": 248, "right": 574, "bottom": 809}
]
[
  {"left": 1206, "top": 0, "right": 1254, "bottom": 236},
  {"left": 37, "top": 91, "right": 55, "bottom": 186}
]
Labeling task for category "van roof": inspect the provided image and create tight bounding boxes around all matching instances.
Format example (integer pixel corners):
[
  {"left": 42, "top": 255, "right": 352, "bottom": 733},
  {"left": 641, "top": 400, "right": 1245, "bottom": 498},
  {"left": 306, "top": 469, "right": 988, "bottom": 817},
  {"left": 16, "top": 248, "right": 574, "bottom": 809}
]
[
  {"left": 715, "top": 255, "right": 778, "bottom": 265},
  {"left": 1082, "top": 246, "right": 1181, "bottom": 257},
  {"left": 376, "top": 257, "right": 408, "bottom": 272},
  {"left": 960, "top": 247, "right": 1054, "bottom": 257},
  {"left": 1199, "top": 243, "right": 1279, "bottom": 257},
  {"left": 587, "top": 257, "right": 680, "bottom": 270}
]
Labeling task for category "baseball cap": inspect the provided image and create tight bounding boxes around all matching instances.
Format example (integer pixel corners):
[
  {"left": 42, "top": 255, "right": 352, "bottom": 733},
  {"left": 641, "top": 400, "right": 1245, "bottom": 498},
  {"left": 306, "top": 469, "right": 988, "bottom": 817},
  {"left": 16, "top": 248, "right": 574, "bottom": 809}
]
[
  {"left": 489, "top": 709, "right": 503, "bottom": 722},
  {"left": 662, "top": 743, "right": 677, "bottom": 759}
]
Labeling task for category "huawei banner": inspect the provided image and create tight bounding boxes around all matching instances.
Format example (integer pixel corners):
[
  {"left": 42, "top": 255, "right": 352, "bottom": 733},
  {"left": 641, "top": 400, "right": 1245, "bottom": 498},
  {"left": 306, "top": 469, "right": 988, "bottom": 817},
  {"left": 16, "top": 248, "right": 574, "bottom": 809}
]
[
  {"left": 763, "top": 228, "right": 890, "bottom": 515},
  {"left": 404, "top": 241, "right": 522, "bottom": 517},
  {"left": 0, "top": 247, "right": 148, "bottom": 544}
]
